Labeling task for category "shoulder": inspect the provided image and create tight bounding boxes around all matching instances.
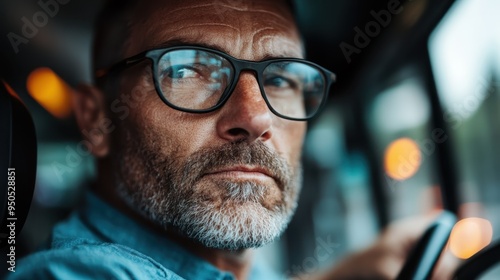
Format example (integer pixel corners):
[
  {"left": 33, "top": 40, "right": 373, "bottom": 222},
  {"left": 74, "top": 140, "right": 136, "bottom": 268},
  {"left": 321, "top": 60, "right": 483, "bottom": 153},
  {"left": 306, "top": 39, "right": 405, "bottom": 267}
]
[{"left": 6, "top": 239, "right": 184, "bottom": 280}]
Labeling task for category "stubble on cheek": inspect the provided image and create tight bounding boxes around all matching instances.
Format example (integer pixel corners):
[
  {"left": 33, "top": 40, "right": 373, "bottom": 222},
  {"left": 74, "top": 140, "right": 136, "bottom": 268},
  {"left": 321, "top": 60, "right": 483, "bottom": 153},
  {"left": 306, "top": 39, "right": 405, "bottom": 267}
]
[
  {"left": 111, "top": 117, "right": 304, "bottom": 249},
  {"left": 114, "top": 119, "right": 299, "bottom": 212}
]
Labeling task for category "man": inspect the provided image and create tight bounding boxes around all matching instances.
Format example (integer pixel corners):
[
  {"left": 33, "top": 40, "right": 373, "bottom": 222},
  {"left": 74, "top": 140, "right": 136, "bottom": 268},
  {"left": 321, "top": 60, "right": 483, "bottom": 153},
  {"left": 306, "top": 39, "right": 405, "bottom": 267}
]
[{"left": 9, "top": 0, "right": 441, "bottom": 279}]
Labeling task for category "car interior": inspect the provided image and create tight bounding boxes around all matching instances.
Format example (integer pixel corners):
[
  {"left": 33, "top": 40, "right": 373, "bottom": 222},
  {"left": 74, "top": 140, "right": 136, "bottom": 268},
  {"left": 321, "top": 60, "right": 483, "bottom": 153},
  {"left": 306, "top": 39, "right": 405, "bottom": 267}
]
[{"left": 1, "top": 0, "right": 499, "bottom": 278}]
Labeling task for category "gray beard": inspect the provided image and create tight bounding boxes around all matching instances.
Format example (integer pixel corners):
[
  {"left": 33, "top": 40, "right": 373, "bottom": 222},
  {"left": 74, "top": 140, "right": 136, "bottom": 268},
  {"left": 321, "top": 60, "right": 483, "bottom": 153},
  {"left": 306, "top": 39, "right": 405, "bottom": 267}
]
[{"left": 114, "top": 130, "right": 302, "bottom": 250}]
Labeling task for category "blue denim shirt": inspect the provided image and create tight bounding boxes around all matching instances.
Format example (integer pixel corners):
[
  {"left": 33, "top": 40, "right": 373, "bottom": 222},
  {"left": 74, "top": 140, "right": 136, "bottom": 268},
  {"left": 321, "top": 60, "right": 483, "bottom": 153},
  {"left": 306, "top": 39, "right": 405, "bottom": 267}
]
[{"left": 8, "top": 192, "right": 283, "bottom": 280}]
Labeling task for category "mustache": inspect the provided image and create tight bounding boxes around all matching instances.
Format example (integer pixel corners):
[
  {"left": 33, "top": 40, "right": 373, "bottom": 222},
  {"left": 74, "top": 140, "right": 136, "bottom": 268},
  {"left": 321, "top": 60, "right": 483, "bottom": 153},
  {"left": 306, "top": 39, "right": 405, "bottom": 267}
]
[{"left": 181, "top": 141, "right": 292, "bottom": 189}]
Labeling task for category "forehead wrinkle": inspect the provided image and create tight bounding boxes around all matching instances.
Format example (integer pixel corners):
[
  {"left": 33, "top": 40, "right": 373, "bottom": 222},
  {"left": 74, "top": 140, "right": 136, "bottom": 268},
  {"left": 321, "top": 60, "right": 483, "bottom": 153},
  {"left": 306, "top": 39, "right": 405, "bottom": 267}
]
[
  {"left": 143, "top": 22, "right": 300, "bottom": 59},
  {"left": 251, "top": 27, "right": 276, "bottom": 39},
  {"left": 218, "top": 9, "right": 292, "bottom": 30},
  {"left": 143, "top": 2, "right": 234, "bottom": 21},
  {"left": 257, "top": 36, "right": 303, "bottom": 58},
  {"left": 162, "top": 2, "right": 223, "bottom": 14},
  {"left": 250, "top": 28, "right": 303, "bottom": 58},
  {"left": 157, "top": 22, "right": 240, "bottom": 35},
  {"left": 172, "top": 22, "right": 239, "bottom": 32},
  {"left": 148, "top": 3, "right": 293, "bottom": 30},
  {"left": 250, "top": 21, "right": 292, "bottom": 35},
  {"left": 237, "top": 9, "right": 290, "bottom": 23},
  {"left": 135, "top": 21, "right": 239, "bottom": 51},
  {"left": 158, "top": 1, "right": 292, "bottom": 23},
  {"left": 251, "top": 26, "right": 293, "bottom": 39},
  {"left": 126, "top": 0, "right": 301, "bottom": 59},
  {"left": 145, "top": 3, "right": 245, "bottom": 24}
]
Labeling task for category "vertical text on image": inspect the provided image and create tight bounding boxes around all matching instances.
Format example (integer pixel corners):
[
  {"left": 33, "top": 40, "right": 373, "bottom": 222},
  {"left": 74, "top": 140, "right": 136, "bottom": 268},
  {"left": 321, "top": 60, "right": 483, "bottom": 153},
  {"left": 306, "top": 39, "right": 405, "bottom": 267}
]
[{"left": 6, "top": 167, "right": 17, "bottom": 272}]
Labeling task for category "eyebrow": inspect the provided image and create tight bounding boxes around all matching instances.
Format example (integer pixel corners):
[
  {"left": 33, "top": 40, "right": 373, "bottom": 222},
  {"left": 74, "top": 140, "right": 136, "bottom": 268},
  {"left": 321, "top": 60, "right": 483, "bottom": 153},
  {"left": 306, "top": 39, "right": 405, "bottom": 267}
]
[
  {"left": 147, "top": 39, "right": 302, "bottom": 60},
  {"left": 149, "top": 39, "right": 229, "bottom": 53}
]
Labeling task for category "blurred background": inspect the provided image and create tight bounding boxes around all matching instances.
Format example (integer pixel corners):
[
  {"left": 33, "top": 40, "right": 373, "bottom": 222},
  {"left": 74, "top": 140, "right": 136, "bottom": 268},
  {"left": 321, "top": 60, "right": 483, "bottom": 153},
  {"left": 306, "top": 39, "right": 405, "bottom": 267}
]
[{"left": 1, "top": 0, "right": 499, "bottom": 278}]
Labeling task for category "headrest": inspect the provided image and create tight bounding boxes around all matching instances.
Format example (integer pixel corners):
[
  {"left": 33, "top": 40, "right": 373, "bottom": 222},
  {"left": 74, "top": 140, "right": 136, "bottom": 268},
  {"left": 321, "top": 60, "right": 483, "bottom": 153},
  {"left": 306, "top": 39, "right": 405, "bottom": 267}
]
[{"left": 0, "top": 81, "right": 37, "bottom": 248}]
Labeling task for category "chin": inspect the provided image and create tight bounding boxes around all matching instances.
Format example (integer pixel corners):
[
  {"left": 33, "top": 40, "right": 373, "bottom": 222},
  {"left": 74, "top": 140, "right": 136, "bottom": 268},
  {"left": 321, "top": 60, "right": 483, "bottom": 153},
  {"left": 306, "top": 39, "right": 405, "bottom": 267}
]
[
  {"left": 164, "top": 180, "right": 294, "bottom": 250},
  {"left": 193, "top": 178, "right": 283, "bottom": 209},
  {"left": 178, "top": 200, "right": 293, "bottom": 250}
]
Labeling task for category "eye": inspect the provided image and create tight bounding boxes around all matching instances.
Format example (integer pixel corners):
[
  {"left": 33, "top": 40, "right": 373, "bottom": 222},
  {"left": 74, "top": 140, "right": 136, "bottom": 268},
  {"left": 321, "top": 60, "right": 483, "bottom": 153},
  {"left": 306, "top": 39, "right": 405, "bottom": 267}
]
[
  {"left": 165, "top": 65, "right": 199, "bottom": 79},
  {"left": 264, "top": 76, "right": 298, "bottom": 89}
]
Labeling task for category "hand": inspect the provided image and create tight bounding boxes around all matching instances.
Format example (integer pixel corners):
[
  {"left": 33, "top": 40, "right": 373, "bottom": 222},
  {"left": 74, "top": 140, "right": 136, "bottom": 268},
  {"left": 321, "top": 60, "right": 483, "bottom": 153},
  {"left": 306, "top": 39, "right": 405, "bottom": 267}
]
[{"left": 309, "top": 212, "right": 459, "bottom": 280}]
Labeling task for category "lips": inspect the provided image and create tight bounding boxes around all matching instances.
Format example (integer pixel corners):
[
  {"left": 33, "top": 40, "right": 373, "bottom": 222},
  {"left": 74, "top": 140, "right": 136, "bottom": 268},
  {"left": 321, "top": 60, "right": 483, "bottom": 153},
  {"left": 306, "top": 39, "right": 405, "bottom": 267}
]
[{"left": 205, "top": 165, "right": 276, "bottom": 180}]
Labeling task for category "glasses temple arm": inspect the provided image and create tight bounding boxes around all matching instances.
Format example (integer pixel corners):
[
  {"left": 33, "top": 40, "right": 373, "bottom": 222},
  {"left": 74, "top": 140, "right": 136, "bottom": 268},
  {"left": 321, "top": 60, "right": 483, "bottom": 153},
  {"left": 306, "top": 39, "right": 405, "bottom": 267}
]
[{"left": 95, "top": 53, "right": 148, "bottom": 79}]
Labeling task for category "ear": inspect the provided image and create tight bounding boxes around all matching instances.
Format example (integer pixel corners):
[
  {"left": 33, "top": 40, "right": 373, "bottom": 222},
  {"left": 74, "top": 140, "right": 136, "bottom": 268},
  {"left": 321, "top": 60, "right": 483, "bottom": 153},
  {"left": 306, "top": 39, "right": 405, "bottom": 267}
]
[{"left": 73, "top": 84, "right": 111, "bottom": 157}]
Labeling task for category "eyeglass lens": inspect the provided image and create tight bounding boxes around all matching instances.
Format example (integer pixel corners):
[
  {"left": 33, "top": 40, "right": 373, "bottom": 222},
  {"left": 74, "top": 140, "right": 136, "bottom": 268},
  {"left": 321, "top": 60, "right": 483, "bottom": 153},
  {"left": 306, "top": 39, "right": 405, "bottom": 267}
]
[{"left": 156, "top": 49, "right": 326, "bottom": 119}]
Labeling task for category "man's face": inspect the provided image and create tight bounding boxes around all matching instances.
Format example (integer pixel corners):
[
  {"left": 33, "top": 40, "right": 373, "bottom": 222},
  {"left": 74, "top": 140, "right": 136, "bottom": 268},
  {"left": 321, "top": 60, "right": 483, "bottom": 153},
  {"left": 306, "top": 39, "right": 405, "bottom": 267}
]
[{"left": 112, "top": 0, "right": 306, "bottom": 250}]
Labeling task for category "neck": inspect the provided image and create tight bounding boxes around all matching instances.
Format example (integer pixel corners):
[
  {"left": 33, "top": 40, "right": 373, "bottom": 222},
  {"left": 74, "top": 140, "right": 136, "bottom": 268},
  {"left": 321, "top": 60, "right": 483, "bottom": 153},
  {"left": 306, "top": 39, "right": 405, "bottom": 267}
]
[
  {"left": 92, "top": 159, "right": 254, "bottom": 280},
  {"left": 165, "top": 231, "right": 255, "bottom": 279}
]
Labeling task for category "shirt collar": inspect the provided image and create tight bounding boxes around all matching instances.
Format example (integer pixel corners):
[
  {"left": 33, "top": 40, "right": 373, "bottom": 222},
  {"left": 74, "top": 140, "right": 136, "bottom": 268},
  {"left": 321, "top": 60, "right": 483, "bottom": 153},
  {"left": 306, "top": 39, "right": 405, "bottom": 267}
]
[{"left": 80, "top": 191, "right": 236, "bottom": 280}]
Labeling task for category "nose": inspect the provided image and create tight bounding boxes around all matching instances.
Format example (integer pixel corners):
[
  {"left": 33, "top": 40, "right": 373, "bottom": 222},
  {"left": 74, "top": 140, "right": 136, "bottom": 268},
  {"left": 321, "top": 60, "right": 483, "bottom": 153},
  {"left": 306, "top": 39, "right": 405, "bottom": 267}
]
[{"left": 216, "top": 72, "right": 273, "bottom": 143}]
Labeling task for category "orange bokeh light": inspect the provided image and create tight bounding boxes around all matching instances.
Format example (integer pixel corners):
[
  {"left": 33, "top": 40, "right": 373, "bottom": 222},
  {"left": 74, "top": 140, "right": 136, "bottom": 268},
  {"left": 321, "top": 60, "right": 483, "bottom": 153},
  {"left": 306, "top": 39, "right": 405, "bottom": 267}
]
[
  {"left": 384, "top": 137, "right": 422, "bottom": 180},
  {"left": 449, "top": 217, "right": 493, "bottom": 259},
  {"left": 26, "top": 67, "right": 72, "bottom": 118}
]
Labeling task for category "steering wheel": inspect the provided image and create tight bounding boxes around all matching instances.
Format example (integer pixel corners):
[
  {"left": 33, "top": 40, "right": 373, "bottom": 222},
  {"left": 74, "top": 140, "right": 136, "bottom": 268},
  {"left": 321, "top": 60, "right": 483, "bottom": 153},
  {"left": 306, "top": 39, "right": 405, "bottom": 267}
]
[
  {"left": 453, "top": 240, "right": 500, "bottom": 279},
  {"left": 396, "top": 211, "right": 457, "bottom": 280}
]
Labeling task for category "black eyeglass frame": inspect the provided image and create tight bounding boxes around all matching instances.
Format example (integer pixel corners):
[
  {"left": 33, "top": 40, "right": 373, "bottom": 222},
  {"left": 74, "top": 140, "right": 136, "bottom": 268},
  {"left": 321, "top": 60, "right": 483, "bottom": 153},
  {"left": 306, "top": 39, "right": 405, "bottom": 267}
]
[{"left": 96, "top": 45, "right": 337, "bottom": 121}]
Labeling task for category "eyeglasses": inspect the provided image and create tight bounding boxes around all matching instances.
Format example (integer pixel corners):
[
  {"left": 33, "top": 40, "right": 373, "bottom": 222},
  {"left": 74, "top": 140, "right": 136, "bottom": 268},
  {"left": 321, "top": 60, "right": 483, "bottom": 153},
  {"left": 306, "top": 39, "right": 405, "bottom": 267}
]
[{"left": 96, "top": 46, "right": 336, "bottom": 121}]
